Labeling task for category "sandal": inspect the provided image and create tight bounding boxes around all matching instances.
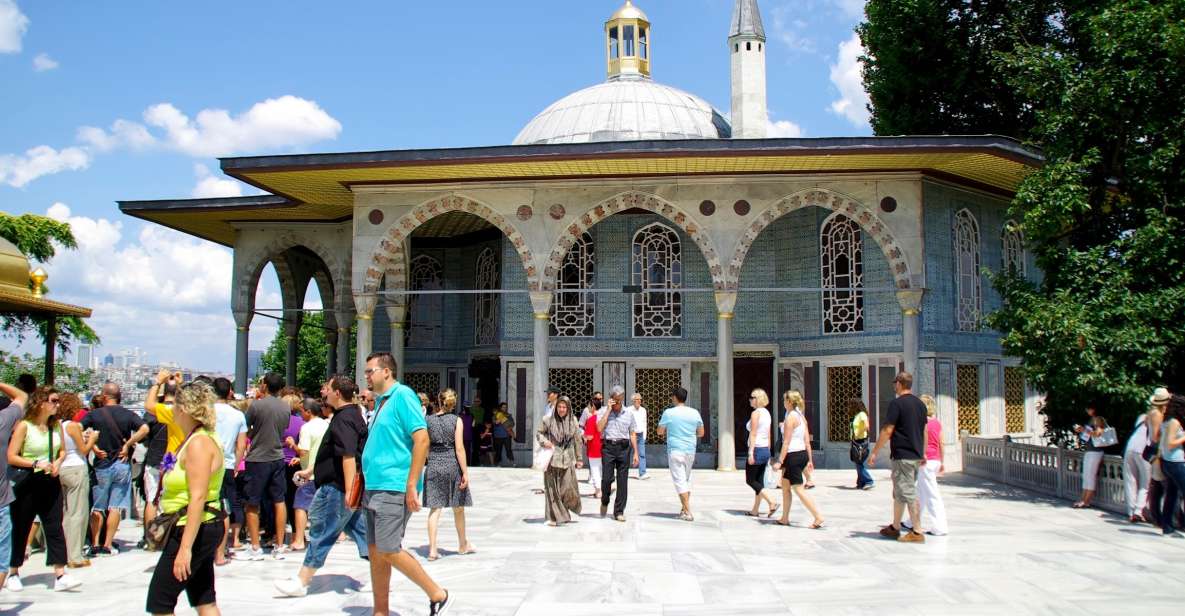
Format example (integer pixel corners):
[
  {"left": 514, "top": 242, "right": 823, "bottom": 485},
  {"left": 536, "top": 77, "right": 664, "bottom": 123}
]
[
  {"left": 1072, "top": 502, "right": 1088, "bottom": 509},
  {"left": 744, "top": 511, "right": 760, "bottom": 517},
  {"left": 810, "top": 519, "right": 825, "bottom": 530},
  {"left": 458, "top": 544, "right": 477, "bottom": 555},
  {"left": 767, "top": 504, "right": 780, "bottom": 519},
  {"left": 774, "top": 520, "right": 791, "bottom": 527},
  {"left": 427, "top": 553, "right": 440, "bottom": 561}
]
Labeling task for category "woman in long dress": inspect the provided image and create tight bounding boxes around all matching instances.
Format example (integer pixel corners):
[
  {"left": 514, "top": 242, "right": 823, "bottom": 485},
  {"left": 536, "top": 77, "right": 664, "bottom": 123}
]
[
  {"left": 537, "top": 396, "right": 584, "bottom": 526},
  {"left": 423, "top": 389, "right": 474, "bottom": 561}
]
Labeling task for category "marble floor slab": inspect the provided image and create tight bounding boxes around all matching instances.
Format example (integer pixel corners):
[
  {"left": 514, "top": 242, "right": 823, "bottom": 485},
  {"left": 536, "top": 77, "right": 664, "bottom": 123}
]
[{"left": 0, "top": 468, "right": 1180, "bottom": 615}]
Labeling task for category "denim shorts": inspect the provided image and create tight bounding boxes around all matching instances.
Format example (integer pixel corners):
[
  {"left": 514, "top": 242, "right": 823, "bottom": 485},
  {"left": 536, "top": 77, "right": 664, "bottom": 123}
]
[
  {"left": 0, "top": 506, "right": 11, "bottom": 574},
  {"left": 293, "top": 480, "right": 317, "bottom": 511},
  {"left": 92, "top": 461, "right": 132, "bottom": 512}
]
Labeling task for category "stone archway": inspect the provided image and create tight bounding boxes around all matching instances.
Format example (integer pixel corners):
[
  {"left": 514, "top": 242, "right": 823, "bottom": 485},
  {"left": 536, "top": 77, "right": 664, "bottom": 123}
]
[
  {"left": 232, "top": 231, "right": 349, "bottom": 315},
  {"left": 727, "top": 188, "right": 914, "bottom": 290},
  {"left": 361, "top": 195, "right": 538, "bottom": 294},
  {"left": 543, "top": 191, "right": 728, "bottom": 291}
]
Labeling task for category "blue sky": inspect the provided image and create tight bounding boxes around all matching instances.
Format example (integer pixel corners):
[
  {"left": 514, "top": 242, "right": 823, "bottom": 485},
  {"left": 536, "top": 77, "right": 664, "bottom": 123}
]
[{"left": 0, "top": 0, "right": 871, "bottom": 373}]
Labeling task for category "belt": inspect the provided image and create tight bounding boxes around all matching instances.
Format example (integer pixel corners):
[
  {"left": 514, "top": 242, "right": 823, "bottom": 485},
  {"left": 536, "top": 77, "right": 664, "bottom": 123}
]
[{"left": 604, "top": 439, "right": 629, "bottom": 444}]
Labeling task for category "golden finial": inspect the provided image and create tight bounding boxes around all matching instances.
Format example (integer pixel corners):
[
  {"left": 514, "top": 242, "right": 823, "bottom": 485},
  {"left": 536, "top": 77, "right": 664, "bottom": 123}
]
[{"left": 29, "top": 268, "right": 47, "bottom": 298}]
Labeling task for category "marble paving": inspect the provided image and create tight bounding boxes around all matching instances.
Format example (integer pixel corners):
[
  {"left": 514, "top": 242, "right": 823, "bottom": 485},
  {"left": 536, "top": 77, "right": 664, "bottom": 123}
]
[{"left": 1, "top": 467, "right": 1180, "bottom": 615}]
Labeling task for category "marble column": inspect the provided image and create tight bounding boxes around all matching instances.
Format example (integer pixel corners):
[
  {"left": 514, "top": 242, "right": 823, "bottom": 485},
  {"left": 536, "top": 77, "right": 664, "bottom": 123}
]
[
  {"left": 284, "top": 313, "right": 301, "bottom": 388},
  {"left": 529, "top": 291, "right": 553, "bottom": 420},
  {"left": 325, "top": 328, "right": 338, "bottom": 379},
  {"left": 354, "top": 294, "right": 377, "bottom": 383},
  {"left": 897, "top": 289, "right": 926, "bottom": 377},
  {"left": 385, "top": 303, "right": 407, "bottom": 381},
  {"left": 233, "top": 310, "right": 252, "bottom": 395},
  {"left": 336, "top": 323, "right": 351, "bottom": 375},
  {"left": 715, "top": 291, "right": 737, "bottom": 472}
]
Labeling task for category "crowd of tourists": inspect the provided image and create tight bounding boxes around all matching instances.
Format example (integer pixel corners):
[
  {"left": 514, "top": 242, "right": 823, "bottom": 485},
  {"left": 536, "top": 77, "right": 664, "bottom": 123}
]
[
  {"left": 1071, "top": 387, "right": 1185, "bottom": 536},
  {"left": 12, "top": 361, "right": 1182, "bottom": 613}
]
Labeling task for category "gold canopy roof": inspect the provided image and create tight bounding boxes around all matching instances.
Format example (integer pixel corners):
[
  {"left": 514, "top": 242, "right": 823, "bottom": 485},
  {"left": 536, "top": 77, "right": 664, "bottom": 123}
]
[
  {"left": 119, "top": 136, "right": 1041, "bottom": 247},
  {"left": 0, "top": 236, "right": 92, "bottom": 318}
]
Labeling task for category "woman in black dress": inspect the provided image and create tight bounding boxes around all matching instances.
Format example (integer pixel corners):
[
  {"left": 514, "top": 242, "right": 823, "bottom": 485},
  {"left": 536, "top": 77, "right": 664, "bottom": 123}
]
[{"left": 423, "top": 389, "right": 474, "bottom": 561}]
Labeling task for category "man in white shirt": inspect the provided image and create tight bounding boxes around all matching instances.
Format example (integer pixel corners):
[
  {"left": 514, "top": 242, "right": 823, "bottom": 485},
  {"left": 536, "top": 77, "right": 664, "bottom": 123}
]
[{"left": 625, "top": 393, "right": 648, "bottom": 480}]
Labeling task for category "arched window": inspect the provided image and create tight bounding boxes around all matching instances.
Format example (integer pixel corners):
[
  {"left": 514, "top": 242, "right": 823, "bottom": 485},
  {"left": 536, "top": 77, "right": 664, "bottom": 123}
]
[
  {"left": 632, "top": 223, "right": 682, "bottom": 338},
  {"left": 474, "top": 247, "right": 499, "bottom": 346},
  {"left": 1002, "top": 221, "right": 1025, "bottom": 276},
  {"left": 407, "top": 254, "right": 443, "bottom": 347},
  {"left": 954, "top": 209, "right": 982, "bottom": 332},
  {"left": 821, "top": 214, "right": 864, "bottom": 334},
  {"left": 551, "top": 232, "right": 596, "bottom": 337}
]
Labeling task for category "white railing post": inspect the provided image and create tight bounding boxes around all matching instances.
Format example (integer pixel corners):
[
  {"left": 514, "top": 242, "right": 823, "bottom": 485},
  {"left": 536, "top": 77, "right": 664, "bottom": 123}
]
[
  {"left": 1054, "top": 446, "right": 1065, "bottom": 499},
  {"left": 1002, "top": 437, "right": 1012, "bottom": 485}
]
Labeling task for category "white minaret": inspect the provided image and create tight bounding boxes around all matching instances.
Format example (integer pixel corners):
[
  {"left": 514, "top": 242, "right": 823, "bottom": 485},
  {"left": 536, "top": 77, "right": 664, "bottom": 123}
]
[{"left": 729, "top": 0, "right": 768, "bottom": 138}]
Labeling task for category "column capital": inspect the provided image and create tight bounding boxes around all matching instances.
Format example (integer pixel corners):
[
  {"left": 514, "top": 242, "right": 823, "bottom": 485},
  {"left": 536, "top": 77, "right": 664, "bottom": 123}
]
[
  {"left": 352, "top": 293, "right": 377, "bottom": 319},
  {"left": 714, "top": 291, "right": 738, "bottom": 315},
  {"left": 528, "top": 290, "right": 554, "bottom": 315},
  {"left": 232, "top": 310, "right": 253, "bottom": 329},
  {"left": 896, "top": 288, "right": 926, "bottom": 316},
  {"left": 385, "top": 303, "right": 406, "bottom": 325}
]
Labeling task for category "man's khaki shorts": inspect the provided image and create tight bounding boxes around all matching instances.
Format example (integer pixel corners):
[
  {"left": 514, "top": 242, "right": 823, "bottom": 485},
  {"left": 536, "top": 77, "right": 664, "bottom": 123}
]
[{"left": 891, "top": 459, "right": 922, "bottom": 504}]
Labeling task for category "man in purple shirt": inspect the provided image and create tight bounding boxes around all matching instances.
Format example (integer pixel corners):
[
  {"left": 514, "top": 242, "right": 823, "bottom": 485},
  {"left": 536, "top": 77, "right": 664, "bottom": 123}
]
[{"left": 281, "top": 394, "right": 306, "bottom": 551}]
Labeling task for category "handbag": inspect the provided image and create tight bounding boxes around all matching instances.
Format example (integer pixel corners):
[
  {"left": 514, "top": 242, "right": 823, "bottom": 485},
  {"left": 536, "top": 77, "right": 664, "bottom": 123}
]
[
  {"left": 1093, "top": 427, "right": 1119, "bottom": 448},
  {"left": 849, "top": 440, "right": 869, "bottom": 464},
  {"left": 144, "top": 501, "right": 226, "bottom": 551},
  {"left": 532, "top": 445, "right": 555, "bottom": 471},
  {"left": 346, "top": 472, "right": 365, "bottom": 509}
]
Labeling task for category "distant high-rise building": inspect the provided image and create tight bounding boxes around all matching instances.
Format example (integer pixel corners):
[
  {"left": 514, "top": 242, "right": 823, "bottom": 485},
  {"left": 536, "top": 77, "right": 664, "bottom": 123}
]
[
  {"left": 103, "top": 353, "right": 114, "bottom": 367},
  {"left": 247, "top": 350, "right": 264, "bottom": 381},
  {"left": 76, "top": 344, "right": 94, "bottom": 370}
]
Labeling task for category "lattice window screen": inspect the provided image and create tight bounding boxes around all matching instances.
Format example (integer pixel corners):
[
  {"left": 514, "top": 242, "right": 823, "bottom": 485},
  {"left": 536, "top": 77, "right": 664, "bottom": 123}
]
[
  {"left": 1002, "top": 221, "right": 1026, "bottom": 277},
  {"left": 474, "top": 247, "right": 499, "bottom": 346},
  {"left": 632, "top": 223, "right": 682, "bottom": 338},
  {"left": 551, "top": 232, "right": 596, "bottom": 337},
  {"left": 956, "top": 364, "right": 981, "bottom": 435},
  {"left": 955, "top": 209, "right": 983, "bottom": 332},
  {"left": 635, "top": 368, "right": 682, "bottom": 442},
  {"left": 549, "top": 368, "right": 595, "bottom": 414},
  {"left": 407, "top": 254, "right": 443, "bottom": 347},
  {"left": 826, "top": 366, "right": 863, "bottom": 442},
  {"left": 403, "top": 372, "right": 441, "bottom": 400},
  {"left": 821, "top": 214, "right": 865, "bottom": 334},
  {"left": 1004, "top": 367, "right": 1026, "bottom": 433}
]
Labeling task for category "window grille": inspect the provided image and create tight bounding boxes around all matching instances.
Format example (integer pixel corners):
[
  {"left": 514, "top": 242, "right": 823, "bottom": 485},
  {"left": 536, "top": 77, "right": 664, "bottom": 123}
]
[
  {"left": 957, "top": 364, "right": 981, "bottom": 435},
  {"left": 826, "top": 365, "right": 863, "bottom": 442},
  {"left": 407, "top": 254, "right": 443, "bottom": 348},
  {"left": 550, "top": 232, "right": 596, "bottom": 337},
  {"left": 474, "top": 247, "right": 499, "bottom": 345},
  {"left": 1002, "top": 221, "right": 1026, "bottom": 276},
  {"left": 631, "top": 223, "right": 682, "bottom": 338},
  {"left": 1004, "top": 367, "right": 1026, "bottom": 433},
  {"left": 954, "top": 209, "right": 983, "bottom": 332},
  {"left": 821, "top": 214, "right": 865, "bottom": 334}
]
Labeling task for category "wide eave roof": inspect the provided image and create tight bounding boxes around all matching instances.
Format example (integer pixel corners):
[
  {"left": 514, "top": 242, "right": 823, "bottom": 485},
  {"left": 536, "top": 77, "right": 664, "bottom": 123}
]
[{"left": 120, "top": 136, "right": 1041, "bottom": 246}]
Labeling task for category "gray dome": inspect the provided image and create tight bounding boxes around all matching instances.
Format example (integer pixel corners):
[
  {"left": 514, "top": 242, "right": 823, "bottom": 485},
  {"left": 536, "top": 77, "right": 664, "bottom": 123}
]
[{"left": 513, "top": 78, "right": 731, "bottom": 145}]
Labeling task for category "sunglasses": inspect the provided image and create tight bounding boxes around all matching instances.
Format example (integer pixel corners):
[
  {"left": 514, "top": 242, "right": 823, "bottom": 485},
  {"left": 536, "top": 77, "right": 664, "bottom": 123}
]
[{"left": 48, "top": 398, "right": 61, "bottom": 405}]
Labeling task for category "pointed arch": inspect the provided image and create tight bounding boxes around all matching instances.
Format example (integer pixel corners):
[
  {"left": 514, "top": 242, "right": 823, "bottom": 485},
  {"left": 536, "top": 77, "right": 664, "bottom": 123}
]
[
  {"left": 632, "top": 222, "right": 684, "bottom": 337},
  {"left": 361, "top": 195, "right": 537, "bottom": 294},
  {"left": 544, "top": 191, "right": 726, "bottom": 291},
  {"left": 232, "top": 232, "right": 347, "bottom": 317},
  {"left": 954, "top": 208, "right": 982, "bottom": 331},
  {"left": 728, "top": 188, "right": 914, "bottom": 290}
]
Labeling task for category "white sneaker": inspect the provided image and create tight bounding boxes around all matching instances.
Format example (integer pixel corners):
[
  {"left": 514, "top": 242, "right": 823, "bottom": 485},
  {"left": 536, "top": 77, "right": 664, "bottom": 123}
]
[
  {"left": 274, "top": 576, "right": 308, "bottom": 597},
  {"left": 4, "top": 575, "right": 22, "bottom": 592},
  {"left": 246, "top": 546, "right": 265, "bottom": 561},
  {"left": 272, "top": 545, "right": 289, "bottom": 560},
  {"left": 53, "top": 574, "right": 81, "bottom": 592}
]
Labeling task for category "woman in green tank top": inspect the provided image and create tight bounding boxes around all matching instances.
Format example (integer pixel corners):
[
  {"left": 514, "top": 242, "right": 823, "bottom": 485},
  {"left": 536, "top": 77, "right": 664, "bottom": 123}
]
[
  {"left": 5, "top": 386, "right": 77, "bottom": 592},
  {"left": 145, "top": 381, "right": 225, "bottom": 616}
]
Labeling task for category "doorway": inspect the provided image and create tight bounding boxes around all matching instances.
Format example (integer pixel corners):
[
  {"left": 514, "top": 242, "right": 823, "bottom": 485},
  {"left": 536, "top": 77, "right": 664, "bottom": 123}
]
[{"left": 733, "top": 357, "right": 774, "bottom": 456}]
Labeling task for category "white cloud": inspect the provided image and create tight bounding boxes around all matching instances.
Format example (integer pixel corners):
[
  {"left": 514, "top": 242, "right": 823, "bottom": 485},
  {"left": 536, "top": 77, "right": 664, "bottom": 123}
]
[
  {"left": 769, "top": 5, "right": 818, "bottom": 55},
  {"left": 766, "top": 119, "right": 805, "bottom": 138},
  {"left": 191, "top": 163, "right": 244, "bottom": 199},
  {"left": 0, "top": 145, "right": 90, "bottom": 188},
  {"left": 832, "top": 0, "right": 865, "bottom": 19},
  {"left": 86, "top": 95, "right": 342, "bottom": 158},
  {"left": 828, "top": 33, "right": 871, "bottom": 127},
  {"left": 31, "top": 52, "right": 57, "bottom": 71},
  {"left": 77, "top": 119, "right": 154, "bottom": 152},
  {"left": 0, "top": 0, "right": 28, "bottom": 54}
]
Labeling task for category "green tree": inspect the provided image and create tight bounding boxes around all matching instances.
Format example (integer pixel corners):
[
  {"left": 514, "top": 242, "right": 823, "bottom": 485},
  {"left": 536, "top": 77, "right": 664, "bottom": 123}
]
[
  {"left": 858, "top": 0, "right": 1062, "bottom": 139},
  {"left": 987, "top": 0, "right": 1185, "bottom": 436},
  {"left": 0, "top": 350, "right": 99, "bottom": 394},
  {"left": 259, "top": 312, "right": 356, "bottom": 393},
  {"left": 0, "top": 212, "right": 99, "bottom": 354}
]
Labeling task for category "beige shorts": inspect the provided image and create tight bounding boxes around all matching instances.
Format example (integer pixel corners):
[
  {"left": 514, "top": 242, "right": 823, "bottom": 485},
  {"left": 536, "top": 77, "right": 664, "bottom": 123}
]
[{"left": 892, "top": 459, "right": 922, "bottom": 504}]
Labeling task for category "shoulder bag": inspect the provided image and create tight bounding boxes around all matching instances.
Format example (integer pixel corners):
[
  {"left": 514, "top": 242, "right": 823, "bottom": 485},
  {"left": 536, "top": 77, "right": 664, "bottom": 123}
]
[
  {"left": 1093, "top": 427, "right": 1119, "bottom": 448},
  {"left": 144, "top": 501, "right": 226, "bottom": 551}
]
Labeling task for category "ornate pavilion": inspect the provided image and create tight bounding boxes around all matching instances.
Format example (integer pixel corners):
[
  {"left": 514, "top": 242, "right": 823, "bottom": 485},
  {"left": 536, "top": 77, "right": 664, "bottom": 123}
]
[{"left": 120, "top": 0, "right": 1042, "bottom": 469}]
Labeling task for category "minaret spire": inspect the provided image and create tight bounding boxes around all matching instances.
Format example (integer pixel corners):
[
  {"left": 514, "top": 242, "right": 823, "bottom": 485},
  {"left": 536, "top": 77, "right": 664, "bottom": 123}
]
[{"left": 729, "top": 0, "right": 768, "bottom": 138}]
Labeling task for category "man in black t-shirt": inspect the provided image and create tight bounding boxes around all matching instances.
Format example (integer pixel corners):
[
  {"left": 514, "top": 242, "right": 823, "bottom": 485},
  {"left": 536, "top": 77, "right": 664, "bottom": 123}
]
[
  {"left": 274, "top": 375, "right": 370, "bottom": 598},
  {"left": 869, "top": 371, "right": 928, "bottom": 543},
  {"left": 82, "top": 383, "right": 148, "bottom": 555}
]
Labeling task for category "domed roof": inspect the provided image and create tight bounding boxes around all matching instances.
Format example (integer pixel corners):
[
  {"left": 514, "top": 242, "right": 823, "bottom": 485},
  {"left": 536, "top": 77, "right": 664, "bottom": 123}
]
[
  {"left": 0, "top": 237, "right": 31, "bottom": 295},
  {"left": 610, "top": 1, "right": 649, "bottom": 21},
  {"left": 513, "top": 78, "right": 731, "bottom": 146}
]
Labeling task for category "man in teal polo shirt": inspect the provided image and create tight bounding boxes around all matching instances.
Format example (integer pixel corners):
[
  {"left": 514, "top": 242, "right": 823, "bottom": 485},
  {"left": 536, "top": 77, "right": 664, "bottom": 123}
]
[{"left": 361, "top": 352, "right": 452, "bottom": 615}]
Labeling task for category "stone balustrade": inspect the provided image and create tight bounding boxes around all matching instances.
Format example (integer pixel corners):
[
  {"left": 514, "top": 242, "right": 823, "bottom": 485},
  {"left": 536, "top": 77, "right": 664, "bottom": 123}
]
[{"left": 962, "top": 434, "right": 1127, "bottom": 514}]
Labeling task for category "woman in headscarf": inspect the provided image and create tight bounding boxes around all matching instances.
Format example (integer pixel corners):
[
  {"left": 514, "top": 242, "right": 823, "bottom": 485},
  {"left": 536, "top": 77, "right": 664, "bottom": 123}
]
[{"left": 536, "top": 396, "right": 584, "bottom": 526}]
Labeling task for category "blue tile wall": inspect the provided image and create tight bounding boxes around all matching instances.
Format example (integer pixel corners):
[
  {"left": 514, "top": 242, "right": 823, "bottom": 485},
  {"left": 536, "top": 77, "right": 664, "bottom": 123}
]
[{"left": 921, "top": 181, "right": 1013, "bottom": 355}]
